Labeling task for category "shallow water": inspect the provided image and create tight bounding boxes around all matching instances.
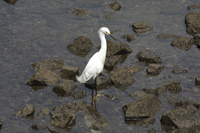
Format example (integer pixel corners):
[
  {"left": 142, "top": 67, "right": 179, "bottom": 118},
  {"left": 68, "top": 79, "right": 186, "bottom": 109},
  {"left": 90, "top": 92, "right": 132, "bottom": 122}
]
[{"left": 0, "top": 0, "right": 200, "bottom": 132}]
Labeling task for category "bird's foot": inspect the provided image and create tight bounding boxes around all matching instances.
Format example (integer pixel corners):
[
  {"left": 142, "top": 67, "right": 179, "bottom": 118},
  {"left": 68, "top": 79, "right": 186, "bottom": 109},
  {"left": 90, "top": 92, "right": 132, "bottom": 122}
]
[{"left": 94, "top": 91, "right": 103, "bottom": 101}]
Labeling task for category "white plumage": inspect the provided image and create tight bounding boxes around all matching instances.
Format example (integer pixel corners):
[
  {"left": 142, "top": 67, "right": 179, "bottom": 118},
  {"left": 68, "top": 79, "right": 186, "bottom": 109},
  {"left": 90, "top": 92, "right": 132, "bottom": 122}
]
[{"left": 76, "top": 27, "right": 114, "bottom": 83}]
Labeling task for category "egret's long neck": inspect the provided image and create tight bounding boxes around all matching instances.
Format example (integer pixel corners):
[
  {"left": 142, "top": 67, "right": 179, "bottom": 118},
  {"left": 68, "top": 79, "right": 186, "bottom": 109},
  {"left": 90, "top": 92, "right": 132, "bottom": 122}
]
[{"left": 98, "top": 32, "right": 107, "bottom": 63}]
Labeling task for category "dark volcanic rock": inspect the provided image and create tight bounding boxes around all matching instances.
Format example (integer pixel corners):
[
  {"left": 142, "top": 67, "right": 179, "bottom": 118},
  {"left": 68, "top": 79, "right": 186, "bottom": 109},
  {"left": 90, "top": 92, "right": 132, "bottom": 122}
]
[
  {"left": 31, "top": 59, "right": 64, "bottom": 71},
  {"left": 26, "top": 69, "right": 60, "bottom": 86},
  {"left": 109, "top": 67, "right": 135, "bottom": 86},
  {"left": 185, "top": 12, "right": 200, "bottom": 36},
  {"left": 142, "top": 86, "right": 167, "bottom": 97},
  {"left": 172, "top": 126, "right": 200, "bottom": 133},
  {"left": 123, "top": 34, "right": 139, "bottom": 42},
  {"left": 72, "top": 90, "right": 86, "bottom": 99},
  {"left": 53, "top": 80, "right": 77, "bottom": 97},
  {"left": 172, "top": 67, "right": 187, "bottom": 74},
  {"left": 158, "top": 33, "right": 180, "bottom": 39},
  {"left": 96, "top": 77, "right": 112, "bottom": 90},
  {"left": 195, "top": 75, "right": 200, "bottom": 86},
  {"left": 129, "top": 91, "right": 147, "bottom": 97},
  {"left": 171, "top": 36, "right": 194, "bottom": 51},
  {"left": 187, "top": 5, "right": 200, "bottom": 10},
  {"left": 31, "top": 124, "right": 47, "bottom": 131},
  {"left": 4, "top": 0, "right": 18, "bottom": 5},
  {"left": 104, "top": 55, "right": 121, "bottom": 70},
  {"left": 60, "top": 66, "right": 79, "bottom": 80},
  {"left": 164, "top": 80, "right": 182, "bottom": 94},
  {"left": 136, "top": 50, "right": 161, "bottom": 63},
  {"left": 67, "top": 36, "right": 94, "bottom": 57},
  {"left": 97, "top": 41, "right": 132, "bottom": 57},
  {"left": 147, "top": 64, "right": 164, "bottom": 75},
  {"left": 123, "top": 94, "right": 161, "bottom": 121},
  {"left": 37, "top": 107, "right": 50, "bottom": 117},
  {"left": 194, "top": 33, "right": 200, "bottom": 47},
  {"left": 13, "top": 104, "right": 35, "bottom": 118},
  {"left": 72, "top": 8, "right": 88, "bottom": 17},
  {"left": 161, "top": 105, "right": 200, "bottom": 128},
  {"left": 148, "top": 128, "right": 156, "bottom": 133},
  {"left": 108, "top": 1, "right": 122, "bottom": 11},
  {"left": 0, "top": 118, "right": 2, "bottom": 130},
  {"left": 125, "top": 65, "right": 143, "bottom": 75},
  {"left": 132, "top": 22, "right": 153, "bottom": 33},
  {"left": 90, "top": 116, "right": 109, "bottom": 130}
]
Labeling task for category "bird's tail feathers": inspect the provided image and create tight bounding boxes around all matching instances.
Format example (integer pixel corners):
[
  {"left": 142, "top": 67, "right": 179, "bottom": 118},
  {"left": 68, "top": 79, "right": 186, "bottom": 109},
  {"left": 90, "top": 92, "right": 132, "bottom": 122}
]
[{"left": 76, "top": 75, "right": 85, "bottom": 83}]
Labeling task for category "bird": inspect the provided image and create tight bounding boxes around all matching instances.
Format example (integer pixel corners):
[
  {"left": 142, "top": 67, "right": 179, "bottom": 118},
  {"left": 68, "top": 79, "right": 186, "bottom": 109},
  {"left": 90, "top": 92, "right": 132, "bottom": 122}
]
[{"left": 76, "top": 27, "right": 116, "bottom": 84}]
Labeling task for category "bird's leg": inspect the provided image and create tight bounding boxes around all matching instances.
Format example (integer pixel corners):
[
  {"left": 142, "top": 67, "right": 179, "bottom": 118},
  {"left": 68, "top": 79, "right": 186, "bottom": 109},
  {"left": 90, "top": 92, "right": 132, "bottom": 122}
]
[
  {"left": 91, "top": 88, "right": 94, "bottom": 107},
  {"left": 93, "top": 77, "right": 98, "bottom": 101}
]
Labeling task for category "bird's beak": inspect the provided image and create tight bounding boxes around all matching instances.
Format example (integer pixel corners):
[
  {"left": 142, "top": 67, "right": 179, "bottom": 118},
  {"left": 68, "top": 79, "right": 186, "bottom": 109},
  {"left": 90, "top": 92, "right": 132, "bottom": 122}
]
[{"left": 109, "top": 34, "right": 117, "bottom": 41}]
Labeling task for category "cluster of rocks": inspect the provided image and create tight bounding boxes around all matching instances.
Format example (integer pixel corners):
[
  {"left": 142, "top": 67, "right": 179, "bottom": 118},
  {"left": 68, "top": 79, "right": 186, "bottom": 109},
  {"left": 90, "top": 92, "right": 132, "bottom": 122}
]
[{"left": 13, "top": 101, "right": 109, "bottom": 132}]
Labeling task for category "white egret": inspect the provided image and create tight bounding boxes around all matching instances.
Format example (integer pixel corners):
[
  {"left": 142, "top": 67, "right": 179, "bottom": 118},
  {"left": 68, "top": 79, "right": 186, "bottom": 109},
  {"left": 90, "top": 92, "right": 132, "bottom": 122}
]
[{"left": 76, "top": 27, "right": 116, "bottom": 84}]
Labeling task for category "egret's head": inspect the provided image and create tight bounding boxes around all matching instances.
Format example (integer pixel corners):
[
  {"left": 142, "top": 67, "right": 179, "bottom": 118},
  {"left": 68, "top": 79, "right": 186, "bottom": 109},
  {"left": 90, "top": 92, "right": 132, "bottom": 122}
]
[
  {"left": 98, "top": 27, "right": 117, "bottom": 41},
  {"left": 98, "top": 27, "right": 111, "bottom": 35}
]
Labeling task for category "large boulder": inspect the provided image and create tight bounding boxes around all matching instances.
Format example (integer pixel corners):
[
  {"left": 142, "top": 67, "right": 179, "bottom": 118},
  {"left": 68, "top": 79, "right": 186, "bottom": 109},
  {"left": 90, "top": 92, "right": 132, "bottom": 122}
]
[
  {"left": 72, "top": 8, "right": 89, "bottom": 17},
  {"left": 171, "top": 36, "right": 194, "bottom": 51},
  {"left": 26, "top": 69, "right": 60, "bottom": 86},
  {"left": 60, "top": 66, "right": 79, "bottom": 80},
  {"left": 125, "top": 65, "right": 143, "bottom": 75},
  {"left": 132, "top": 22, "right": 153, "bottom": 33},
  {"left": 67, "top": 36, "right": 94, "bottom": 57},
  {"left": 161, "top": 105, "right": 200, "bottom": 128},
  {"left": 123, "top": 94, "right": 161, "bottom": 121},
  {"left": 31, "top": 59, "right": 64, "bottom": 71},
  {"left": 123, "top": 34, "right": 139, "bottom": 42},
  {"left": 185, "top": 12, "right": 200, "bottom": 36},
  {"left": 147, "top": 64, "right": 164, "bottom": 75},
  {"left": 109, "top": 67, "right": 135, "bottom": 86},
  {"left": 108, "top": 1, "right": 122, "bottom": 11},
  {"left": 104, "top": 55, "right": 122, "bottom": 70},
  {"left": 136, "top": 50, "right": 161, "bottom": 63},
  {"left": 53, "top": 80, "right": 77, "bottom": 97},
  {"left": 13, "top": 104, "right": 35, "bottom": 118}
]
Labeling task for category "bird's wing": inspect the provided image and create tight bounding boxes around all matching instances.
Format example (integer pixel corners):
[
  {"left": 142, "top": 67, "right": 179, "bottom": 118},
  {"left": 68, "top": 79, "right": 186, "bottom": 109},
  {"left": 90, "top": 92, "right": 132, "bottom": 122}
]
[{"left": 81, "top": 52, "right": 103, "bottom": 82}]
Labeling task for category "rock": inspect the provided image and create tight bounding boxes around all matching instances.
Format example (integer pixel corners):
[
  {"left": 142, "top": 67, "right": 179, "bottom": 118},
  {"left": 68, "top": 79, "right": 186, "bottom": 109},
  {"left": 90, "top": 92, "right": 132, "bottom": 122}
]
[
  {"left": 185, "top": 12, "right": 200, "bottom": 36},
  {"left": 104, "top": 94, "right": 120, "bottom": 100},
  {"left": 136, "top": 50, "right": 161, "bottom": 63},
  {"left": 26, "top": 69, "right": 60, "bottom": 86},
  {"left": 158, "top": 33, "right": 180, "bottom": 39},
  {"left": 53, "top": 80, "right": 77, "bottom": 97},
  {"left": 13, "top": 104, "right": 35, "bottom": 118},
  {"left": 164, "top": 80, "right": 182, "bottom": 94},
  {"left": 126, "top": 117, "right": 156, "bottom": 127},
  {"left": 195, "top": 75, "right": 200, "bottom": 86},
  {"left": 142, "top": 86, "right": 167, "bottom": 97},
  {"left": 0, "top": 118, "right": 2, "bottom": 130},
  {"left": 105, "top": 13, "right": 114, "bottom": 20},
  {"left": 168, "top": 97, "right": 200, "bottom": 109},
  {"left": 160, "top": 105, "right": 200, "bottom": 128},
  {"left": 31, "top": 59, "right": 64, "bottom": 71},
  {"left": 123, "top": 94, "right": 161, "bottom": 121},
  {"left": 60, "top": 66, "right": 79, "bottom": 80},
  {"left": 129, "top": 91, "right": 147, "bottom": 97},
  {"left": 97, "top": 41, "right": 132, "bottom": 57},
  {"left": 147, "top": 64, "right": 164, "bottom": 75},
  {"left": 4, "top": 0, "right": 18, "bottom": 5},
  {"left": 172, "top": 67, "right": 187, "bottom": 74},
  {"left": 132, "top": 22, "right": 153, "bottom": 33},
  {"left": 109, "top": 67, "right": 135, "bottom": 86},
  {"left": 72, "top": 8, "right": 88, "bottom": 17},
  {"left": 31, "top": 124, "right": 47, "bottom": 131},
  {"left": 123, "top": 34, "right": 139, "bottom": 42},
  {"left": 67, "top": 36, "right": 94, "bottom": 57},
  {"left": 90, "top": 116, "right": 109, "bottom": 131},
  {"left": 187, "top": 5, "right": 200, "bottom": 10},
  {"left": 148, "top": 128, "right": 156, "bottom": 133},
  {"left": 37, "top": 107, "right": 50, "bottom": 117},
  {"left": 104, "top": 55, "right": 122, "bottom": 70},
  {"left": 125, "top": 65, "right": 143, "bottom": 75},
  {"left": 96, "top": 77, "right": 112, "bottom": 90},
  {"left": 171, "top": 36, "right": 194, "bottom": 51},
  {"left": 193, "top": 33, "right": 200, "bottom": 47},
  {"left": 172, "top": 126, "right": 200, "bottom": 133},
  {"left": 72, "top": 90, "right": 86, "bottom": 99},
  {"left": 108, "top": 1, "right": 122, "bottom": 11}
]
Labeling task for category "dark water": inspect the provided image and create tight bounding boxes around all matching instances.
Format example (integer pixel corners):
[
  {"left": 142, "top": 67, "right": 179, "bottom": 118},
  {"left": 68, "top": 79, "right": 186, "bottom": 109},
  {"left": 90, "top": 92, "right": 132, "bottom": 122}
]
[{"left": 0, "top": 0, "right": 200, "bottom": 132}]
